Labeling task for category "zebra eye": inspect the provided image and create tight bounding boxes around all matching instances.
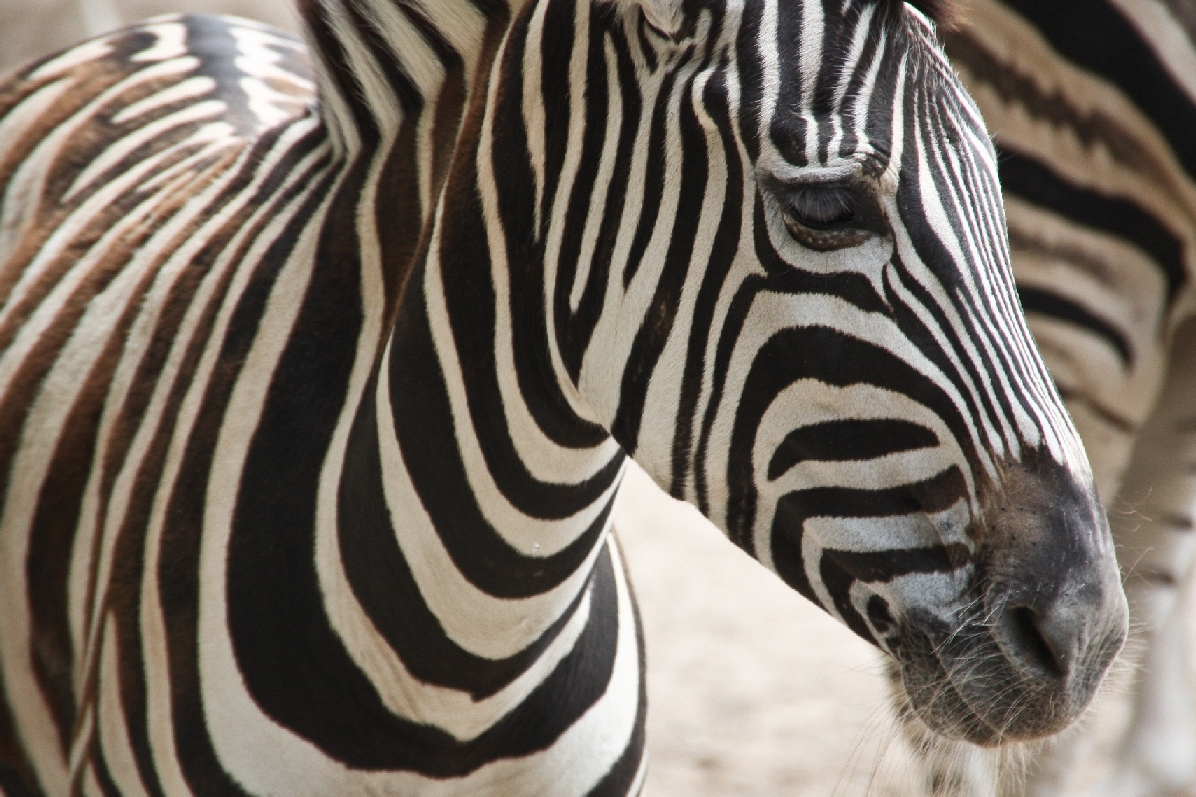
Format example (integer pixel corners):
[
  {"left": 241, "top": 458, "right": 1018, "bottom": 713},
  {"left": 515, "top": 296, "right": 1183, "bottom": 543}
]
[
  {"left": 785, "top": 186, "right": 856, "bottom": 230},
  {"left": 774, "top": 182, "right": 880, "bottom": 252}
]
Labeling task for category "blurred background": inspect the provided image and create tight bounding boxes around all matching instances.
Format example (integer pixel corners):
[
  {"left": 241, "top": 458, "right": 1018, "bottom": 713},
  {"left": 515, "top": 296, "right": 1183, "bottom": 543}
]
[{"left": 0, "top": 4, "right": 1149, "bottom": 796}]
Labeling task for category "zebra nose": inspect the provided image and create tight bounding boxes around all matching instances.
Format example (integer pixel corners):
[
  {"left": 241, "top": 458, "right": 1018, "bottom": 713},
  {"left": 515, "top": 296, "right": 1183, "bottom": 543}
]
[
  {"left": 997, "top": 604, "right": 1068, "bottom": 679},
  {"left": 995, "top": 582, "right": 1112, "bottom": 681},
  {"left": 981, "top": 460, "right": 1128, "bottom": 695}
]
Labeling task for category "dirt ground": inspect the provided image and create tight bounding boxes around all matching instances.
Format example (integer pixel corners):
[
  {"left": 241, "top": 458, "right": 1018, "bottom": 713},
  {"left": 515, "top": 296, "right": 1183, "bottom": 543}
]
[{"left": 0, "top": 5, "right": 1161, "bottom": 796}]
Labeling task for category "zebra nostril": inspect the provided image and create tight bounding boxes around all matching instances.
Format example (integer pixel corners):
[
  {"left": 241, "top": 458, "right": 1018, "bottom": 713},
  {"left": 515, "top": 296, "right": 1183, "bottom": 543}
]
[{"left": 999, "top": 605, "right": 1066, "bottom": 679}]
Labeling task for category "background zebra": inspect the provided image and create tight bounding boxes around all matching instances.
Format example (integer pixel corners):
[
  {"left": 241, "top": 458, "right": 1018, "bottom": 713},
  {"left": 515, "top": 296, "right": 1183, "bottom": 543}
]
[
  {"left": 929, "top": 2, "right": 1196, "bottom": 796},
  {"left": 0, "top": 1, "right": 1128, "bottom": 796}
]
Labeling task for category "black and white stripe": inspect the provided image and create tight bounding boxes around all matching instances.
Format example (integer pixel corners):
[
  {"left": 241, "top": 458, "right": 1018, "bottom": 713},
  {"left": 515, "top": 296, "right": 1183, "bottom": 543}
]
[
  {"left": 937, "top": 3, "right": 1196, "bottom": 795},
  {"left": 0, "top": 1, "right": 1126, "bottom": 794}
]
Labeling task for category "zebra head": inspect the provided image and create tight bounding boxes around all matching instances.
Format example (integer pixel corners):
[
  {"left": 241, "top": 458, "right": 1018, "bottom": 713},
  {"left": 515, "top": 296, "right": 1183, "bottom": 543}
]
[{"left": 501, "top": 0, "right": 1128, "bottom": 745}]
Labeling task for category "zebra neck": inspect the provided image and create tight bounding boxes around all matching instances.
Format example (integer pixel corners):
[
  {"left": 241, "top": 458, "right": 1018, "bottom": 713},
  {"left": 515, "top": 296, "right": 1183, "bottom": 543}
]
[
  {"left": 294, "top": 0, "right": 624, "bottom": 695},
  {"left": 294, "top": 0, "right": 514, "bottom": 243},
  {"left": 296, "top": 0, "right": 507, "bottom": 147},
  {"left": 372, "top": 219, "right": 628, "bottom": 594},
  {"left": 349, "top": 87, "right": 628, "bottom": 685}
]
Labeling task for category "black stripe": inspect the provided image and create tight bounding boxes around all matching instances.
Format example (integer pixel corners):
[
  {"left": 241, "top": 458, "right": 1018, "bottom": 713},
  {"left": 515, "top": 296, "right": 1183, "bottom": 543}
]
[
  {"left": 559, "top": 19, "right": 642, "bottom": 382},
  {"left": 673, "top": 63, "right": 743, "bottom": 501},
  {"left": 181, "top": 16, "right": 309, "bottom": 137},
  {"left": 611, "top": 65, "right": 708, "bottom": 454},
  {"left": 726, "top": 324, "right": 975, "bottom": 558},
  {"left": 0, "top": 689, "right": 39, "bottom": 797},
  {"left": 1002, "top": 0, "right": 1196, "bottom": 181},
  {"left": 771, "top": 467, "right": 970, "bottom": 636},
  {"left": 620, "top": 67, "right": 676, "bottom": 288},
  {"left": 584, "top": 546, "right": 647, "bottom": 797},
  {"left": 734, "top": 0, "right": 764, "bottom": 162},
  {"left": 390, "top": 286, "right": 619, "bottom": 599},
  {"left": 998, "top": 148, "right": 1185, "bottom": 305},
  {"left": 0, "top": 766, "right": 39, "bottom": 797},
  {"left": 827, "top": 542, "right": 972, "bottom": 584},
  {"left": 479, "top": 7, "right": 611, "bottom": 451},
  {"left": 294, "top": 0, "right": 380, "bottom": 143},
  {"left": 1017, "top": 285, "right": 1133, "bottom": 367},
  {"left": 231, "top": 514, "right": 621, "bottom": 775},
  {"left": 90, "top": 740, "right": 123, "bottom": 797},
  {"left": 159, "top": 138, "right": 335, "bottom": 797},
  {"left": 539, "top": 0, "right": 580, "bottom": 241},
  {"left": 767, "top": 419, "right": 939, "bottom": 481}
]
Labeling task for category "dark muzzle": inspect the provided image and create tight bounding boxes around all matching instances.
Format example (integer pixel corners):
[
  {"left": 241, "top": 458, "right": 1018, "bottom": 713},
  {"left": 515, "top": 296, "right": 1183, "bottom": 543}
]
[{"left": 895, "top": 461, "right": 1128, "bottom": 745}]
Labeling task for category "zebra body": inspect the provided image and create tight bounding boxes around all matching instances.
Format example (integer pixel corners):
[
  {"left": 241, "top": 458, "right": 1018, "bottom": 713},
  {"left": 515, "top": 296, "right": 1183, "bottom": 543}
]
[
  {"left": 919, "top": 2, "right": 1196, "bottom": 795},
  {"left": 0, "top": 0, "right": 1127, "bottom": 795}
]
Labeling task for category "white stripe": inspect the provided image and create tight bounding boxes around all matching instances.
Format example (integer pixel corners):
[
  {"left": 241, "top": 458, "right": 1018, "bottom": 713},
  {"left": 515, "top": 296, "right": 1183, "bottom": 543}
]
[
  {"left": 0, "top": 77, "right": 74, "bottom": 260},
  {"left": 67, "top": 100, "right": 228, "bottom": 201},
  {"left": 0, "top": 57, "right": 200, "bottom": 323},
  {"left": 67, "top": 127, "right": 298, "bottom": 690},
  {"left": 636, "top": 64, "right": 728, "bottom": 489},
  {"left": 135, "top": 128, "right": 328, "bottom": 797},
  {"left": 522, "top": 0, "right": 551, "bottom": 237},
  {"left": 111, "top": 76, "right": 218, "bottom": 125},
  {"left": 799, "top": 0, "right": 824, "bottom": 164},
  {"left": 358, "top": 0, "right": 446, "bottom": 218},
  {"left": 97, "top": 614, "right": 152, "bottom": 797},
  {"left": 828, "top": 3, "right": 875, "bottom": 158},
  {"left": 485, "top": 0, "right": 620, "bottom": 482},
  {"left": 0, "top": 155, "right": 234, "bottom": 797},
  {"left": 803, "top": 499, "right": 972, "bottom": 556},
  {"left": 1108, "top": 0, "right": 1196, "bottom": 105},
  {"left": 577, "top": 56, "right": 700, "bottom": 429}
]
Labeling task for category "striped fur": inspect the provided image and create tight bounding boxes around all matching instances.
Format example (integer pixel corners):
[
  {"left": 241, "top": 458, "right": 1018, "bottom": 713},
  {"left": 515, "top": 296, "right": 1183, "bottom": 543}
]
[
  {"left": 909, "top": 2, "right": 1196, "bottom": 795},
  {"left": 0, "top": 1, "right": 1126, "bottom": 795}
]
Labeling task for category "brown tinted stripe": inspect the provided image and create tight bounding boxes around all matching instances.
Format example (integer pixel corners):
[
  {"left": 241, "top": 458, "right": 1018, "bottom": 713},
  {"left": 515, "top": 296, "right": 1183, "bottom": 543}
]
[{"left": 943, "top": 29, "right": 1170, "bottom": 181}]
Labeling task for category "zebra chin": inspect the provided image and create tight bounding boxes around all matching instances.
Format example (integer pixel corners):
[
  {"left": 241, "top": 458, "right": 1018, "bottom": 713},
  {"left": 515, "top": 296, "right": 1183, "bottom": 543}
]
[
  {"left": 886, "top": 459, "right": 1129, "bottom": 747},
  {"left": 892, "top": 605, "right": 1124, "bottom": 747}
]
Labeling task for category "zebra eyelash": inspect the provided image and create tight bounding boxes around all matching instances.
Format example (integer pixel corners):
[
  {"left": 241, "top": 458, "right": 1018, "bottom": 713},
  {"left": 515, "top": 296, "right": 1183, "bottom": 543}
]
[{"left": 770, "top": 180, "right": 887, "bottom": 252}]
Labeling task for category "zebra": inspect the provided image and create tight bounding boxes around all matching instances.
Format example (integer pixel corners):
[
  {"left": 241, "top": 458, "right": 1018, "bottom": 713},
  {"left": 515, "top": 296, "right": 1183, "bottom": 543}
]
[
  {"left": 891, "top": 2, "right": 1196, "bottom": 795},
  {"left": 0, "top": 0, "right": 1128, "bottom": 794}
]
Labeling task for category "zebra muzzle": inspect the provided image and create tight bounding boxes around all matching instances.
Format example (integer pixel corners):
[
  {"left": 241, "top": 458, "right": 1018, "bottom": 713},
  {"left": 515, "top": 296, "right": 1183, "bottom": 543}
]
[{"left": 893, "top": 460, "right": 1128, "bottom": 746}]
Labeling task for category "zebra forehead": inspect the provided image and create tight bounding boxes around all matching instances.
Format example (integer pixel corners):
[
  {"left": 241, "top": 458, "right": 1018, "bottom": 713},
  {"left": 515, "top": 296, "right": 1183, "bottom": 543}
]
[{"left": 613, "top": 0, "right": 962, "bottom": 34}]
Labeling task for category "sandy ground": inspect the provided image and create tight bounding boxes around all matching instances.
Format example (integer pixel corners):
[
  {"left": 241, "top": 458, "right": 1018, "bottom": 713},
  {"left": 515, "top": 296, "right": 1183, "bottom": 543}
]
[{"left": 0, "top": 6, "right": 1170, "bottom": 796}]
